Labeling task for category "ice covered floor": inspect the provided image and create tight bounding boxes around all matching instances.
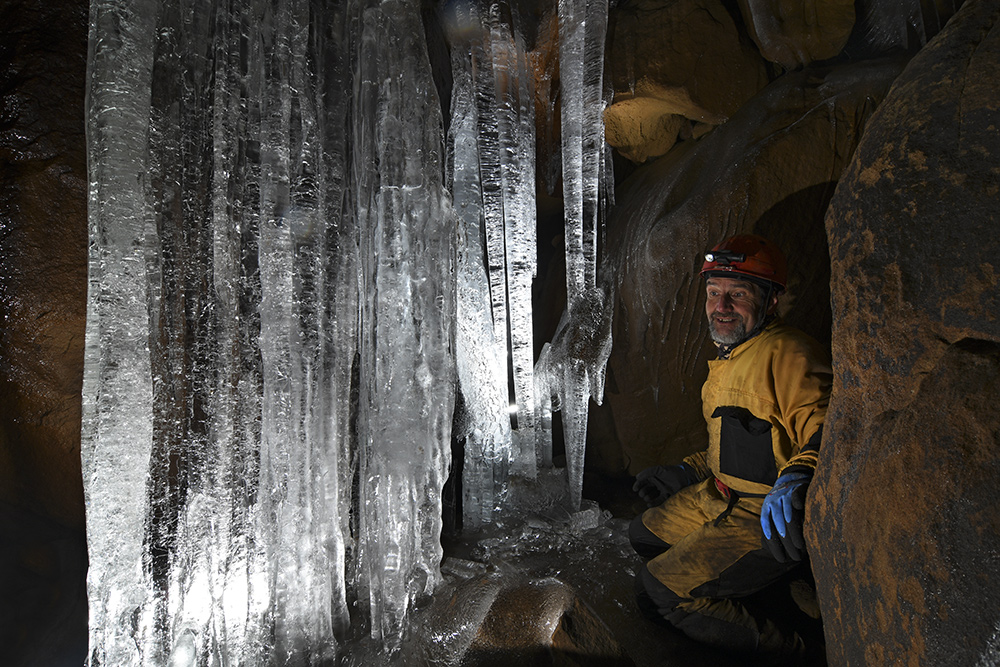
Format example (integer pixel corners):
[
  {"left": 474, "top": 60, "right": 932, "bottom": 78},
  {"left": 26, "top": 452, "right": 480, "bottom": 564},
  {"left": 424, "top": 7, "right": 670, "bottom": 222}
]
[
  {"left": 360, "top": 470, "right": 826, "bottom": 667},
  {"left": 0, "top": 475, "right": 826, "bottom": 666}
]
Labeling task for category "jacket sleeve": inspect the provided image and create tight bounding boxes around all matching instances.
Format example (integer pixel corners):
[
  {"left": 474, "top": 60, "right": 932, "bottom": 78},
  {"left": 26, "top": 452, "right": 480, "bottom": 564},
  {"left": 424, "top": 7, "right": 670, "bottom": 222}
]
[
  {"left": 771, "top": 337, "right": 833, "bottom": 475},
  {"left": 682, "top": 449, "right": 712, "bottom": 481}
]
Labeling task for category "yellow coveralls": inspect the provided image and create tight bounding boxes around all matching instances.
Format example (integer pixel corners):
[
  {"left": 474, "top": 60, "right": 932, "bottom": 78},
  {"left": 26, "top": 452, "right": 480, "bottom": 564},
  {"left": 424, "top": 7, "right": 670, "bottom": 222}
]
[{"left": 633, "top": 318, "right": 832, "bottom": 655}]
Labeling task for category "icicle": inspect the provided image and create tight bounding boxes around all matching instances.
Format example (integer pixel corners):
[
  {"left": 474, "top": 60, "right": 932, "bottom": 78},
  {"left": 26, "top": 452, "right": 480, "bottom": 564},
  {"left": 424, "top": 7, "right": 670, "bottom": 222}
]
[
  {"left": 86, "top": 0, "right": 355, "bottom": 663},
  {"left": 549, "top": 0, "right": 612, "bottom": 509},
  {"left": 472, "top": 11, "right": 509, "bottom": 368},
  {"left": 83, "top": 0, "right": 159, "bottom": 663}
]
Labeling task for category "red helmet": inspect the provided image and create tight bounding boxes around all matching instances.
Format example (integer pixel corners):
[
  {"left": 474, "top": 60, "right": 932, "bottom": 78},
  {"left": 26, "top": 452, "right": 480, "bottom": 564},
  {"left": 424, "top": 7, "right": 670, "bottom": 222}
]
[{"left": 700, "top": 234, "right": 787, "bottom": 290}]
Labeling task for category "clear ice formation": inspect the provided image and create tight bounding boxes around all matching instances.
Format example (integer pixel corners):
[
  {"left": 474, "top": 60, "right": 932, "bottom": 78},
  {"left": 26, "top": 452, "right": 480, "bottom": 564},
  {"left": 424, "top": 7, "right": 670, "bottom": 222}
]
[
  {"left": 450, "top": 1, "right": 541, "bottom": 482},
  {"left": 540, "top": 0, "right": 613, "bottom": 510},
  {"left": 353, "top": 1, "right": 458, "bottom": 652},
  {"left": 447, "top": 3, "right": 514, "bottom": 531},
  {"left": 83, "top": 0, "right": 611, "bottom": 663}
]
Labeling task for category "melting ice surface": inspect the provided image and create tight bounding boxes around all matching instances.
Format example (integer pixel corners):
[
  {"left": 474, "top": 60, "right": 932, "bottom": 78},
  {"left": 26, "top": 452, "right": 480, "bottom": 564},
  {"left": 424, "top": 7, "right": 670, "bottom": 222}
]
[{"left": 82, "top": 0, "right": 611, "bottom": 664}]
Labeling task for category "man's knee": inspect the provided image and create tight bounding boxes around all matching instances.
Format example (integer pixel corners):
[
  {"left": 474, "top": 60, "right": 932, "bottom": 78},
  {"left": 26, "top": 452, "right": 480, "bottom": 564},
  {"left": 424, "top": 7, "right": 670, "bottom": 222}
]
[
  {"left": 635, "top": 567, "right": 808, "bottom": 661},
  {"left": 629, "top": 514, "right": 670, "bottom": 559},
  {"left": 634, "top": 563, "right": 684, "bottom": 622}
]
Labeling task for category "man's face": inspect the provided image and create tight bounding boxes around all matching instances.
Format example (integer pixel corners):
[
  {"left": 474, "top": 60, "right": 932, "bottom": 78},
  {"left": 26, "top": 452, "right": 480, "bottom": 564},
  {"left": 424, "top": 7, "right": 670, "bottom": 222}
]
[{"left": 705, "top": 276, "right": 772, "bottom": 345}]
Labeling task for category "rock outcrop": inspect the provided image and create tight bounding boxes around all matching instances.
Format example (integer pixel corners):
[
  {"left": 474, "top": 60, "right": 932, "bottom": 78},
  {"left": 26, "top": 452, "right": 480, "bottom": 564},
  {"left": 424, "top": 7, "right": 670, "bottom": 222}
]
[
  {"left": 600, "top": 58, "right": 904, "bottom": 475},
  {"left": 604, "top": 0, "right": 771, "bottom": 163},
  {"left": 810, "top": 0, "right": 1000, "bottom": 663},
  {"left": 737, "top": 0, "right": 856, "bottom": 69}
]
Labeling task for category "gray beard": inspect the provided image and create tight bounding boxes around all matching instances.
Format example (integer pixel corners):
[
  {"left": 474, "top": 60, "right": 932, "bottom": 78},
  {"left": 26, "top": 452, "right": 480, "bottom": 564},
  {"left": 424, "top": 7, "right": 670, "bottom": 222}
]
[{"left": 708, "top": 316, "right": 748, "bottom": 346}]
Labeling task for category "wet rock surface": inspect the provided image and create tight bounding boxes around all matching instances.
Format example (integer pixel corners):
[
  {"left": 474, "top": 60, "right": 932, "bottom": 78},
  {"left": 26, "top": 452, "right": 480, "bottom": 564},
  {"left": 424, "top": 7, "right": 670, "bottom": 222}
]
[
  {"left": 0, "top": 0, "right": 89, "bottom": 529},
  {"left": 811, "top": 0, "right": 1000, "bottom": 663},
  {"left": 376, "top": 472, "right": 824, "bottom": 667},
  {"left": 608, "top": 0, "right": 770, "bottom": 123},
  {"left": 603, "top": 0, "right": 770, "bottom": 164}
]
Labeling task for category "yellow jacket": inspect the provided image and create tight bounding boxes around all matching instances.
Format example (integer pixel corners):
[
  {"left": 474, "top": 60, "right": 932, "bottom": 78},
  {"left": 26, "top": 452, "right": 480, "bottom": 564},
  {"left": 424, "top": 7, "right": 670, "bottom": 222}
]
[{"left": 684, "top": 318, "right": 832, "bottom": 496}]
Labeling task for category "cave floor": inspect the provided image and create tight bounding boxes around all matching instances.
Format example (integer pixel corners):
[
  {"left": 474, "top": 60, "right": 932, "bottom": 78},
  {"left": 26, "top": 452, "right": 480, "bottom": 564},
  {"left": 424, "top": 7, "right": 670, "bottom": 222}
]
[{"left": 1, "top": 475, "right": 827, "bottom": 666}]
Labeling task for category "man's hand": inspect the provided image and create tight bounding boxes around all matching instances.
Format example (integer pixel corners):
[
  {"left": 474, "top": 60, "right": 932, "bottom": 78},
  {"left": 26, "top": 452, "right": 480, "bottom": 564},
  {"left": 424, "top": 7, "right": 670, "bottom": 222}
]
[
  {"left": 761, "top": 471, "right": 812, "bottom": 562},
  {"left": 632, "top": 463, "right": 698, "bottom": 507}
]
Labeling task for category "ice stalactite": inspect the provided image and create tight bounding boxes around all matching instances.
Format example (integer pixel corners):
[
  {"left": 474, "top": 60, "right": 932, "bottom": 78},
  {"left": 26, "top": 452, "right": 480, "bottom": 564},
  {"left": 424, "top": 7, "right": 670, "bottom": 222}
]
[
  {"left": 536, "top": 0, "right": 613, "bottom": 510},
  {"left": 83, "top": 0, "right": 159, "bottom": 663},
  {"left": 353, "top": 0, "right": 456, "bottom": 650},
  {"left": 254, "top": 0, "right": 354, "bottom": 659},
  {"left": 488, "top": 4, "right": 540, "bottom": 479},
  {"left": 446, "top": 0, "right": 539, "bottom": 489}
]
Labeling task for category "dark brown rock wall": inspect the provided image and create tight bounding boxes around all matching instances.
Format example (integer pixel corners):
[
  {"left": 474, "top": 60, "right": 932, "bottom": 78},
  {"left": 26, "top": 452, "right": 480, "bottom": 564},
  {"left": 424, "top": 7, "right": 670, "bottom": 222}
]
[
  {"left": 601, "top": 59, "right": 904, "bottom": 475},
  {"left": 608, "top": 0, "right": 770, "bottom": 121},
  {"left": 0, "top": 0, "right": 89, "bottom": 529},
  {"left": 604, "top": 0, "right": 772, "bottom": 165},
  {"left": 737, "top": 0, "right": 855, "bottom": 68},
  {"left": 811, "top": 0, "right": 1000, "bottom": 663}
]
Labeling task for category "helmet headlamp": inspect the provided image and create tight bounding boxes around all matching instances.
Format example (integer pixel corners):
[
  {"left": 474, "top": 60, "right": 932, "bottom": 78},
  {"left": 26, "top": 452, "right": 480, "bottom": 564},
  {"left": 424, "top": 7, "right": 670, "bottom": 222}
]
[{"left": 704, "top": 250, "right": 746, "bottom": 266}]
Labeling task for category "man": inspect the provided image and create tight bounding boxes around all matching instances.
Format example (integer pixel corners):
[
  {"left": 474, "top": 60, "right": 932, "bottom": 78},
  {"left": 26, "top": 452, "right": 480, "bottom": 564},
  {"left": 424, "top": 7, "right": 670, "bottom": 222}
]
[{"left": 629, "top": 234, "right": 832, "bottom": 661}]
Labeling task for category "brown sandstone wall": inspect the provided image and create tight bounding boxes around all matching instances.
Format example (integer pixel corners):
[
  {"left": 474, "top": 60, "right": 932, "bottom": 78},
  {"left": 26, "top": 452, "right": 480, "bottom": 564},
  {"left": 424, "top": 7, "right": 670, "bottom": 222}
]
[{"left": 811, "top": 0, "right": 1000, "bottom": 662}]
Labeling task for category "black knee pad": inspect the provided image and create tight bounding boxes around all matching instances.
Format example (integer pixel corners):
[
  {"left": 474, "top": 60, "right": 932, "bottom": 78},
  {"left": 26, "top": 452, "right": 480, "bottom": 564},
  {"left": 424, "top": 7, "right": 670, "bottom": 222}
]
[
  {"left": 635, "top": 564, "right": 683, "bottom": 622},
  {"left": 628, "top": 515, "right": 670, "bottom": 559}
]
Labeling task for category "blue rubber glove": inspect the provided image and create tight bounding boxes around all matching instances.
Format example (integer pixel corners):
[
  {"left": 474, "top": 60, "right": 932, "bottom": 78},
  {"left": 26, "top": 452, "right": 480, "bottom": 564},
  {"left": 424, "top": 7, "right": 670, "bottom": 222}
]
[
  {"left": 761, "top": 471, "right": 812, "bottom": 562},
  {"left": 632, "top": 463, "right": 698, "bottom": 507}
]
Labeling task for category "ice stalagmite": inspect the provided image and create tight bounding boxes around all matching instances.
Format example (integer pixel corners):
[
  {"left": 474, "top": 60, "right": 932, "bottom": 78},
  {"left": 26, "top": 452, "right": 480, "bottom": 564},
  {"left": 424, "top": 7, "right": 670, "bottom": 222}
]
[
  {"left": 447, "top": 3, "right": 513, "bottom": 531},
  {"left": 354, "top": 0, "right": 456, "bottom": 650}
]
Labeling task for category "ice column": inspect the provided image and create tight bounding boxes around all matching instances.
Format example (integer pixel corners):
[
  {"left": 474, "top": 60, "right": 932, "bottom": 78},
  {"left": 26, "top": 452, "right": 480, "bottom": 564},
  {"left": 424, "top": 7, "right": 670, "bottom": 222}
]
[
  {"left": 538, "top": 0, "right": 613, "bottom": 509},
  {"left": 447, "top": 3, "right": 514, "bottom": 531},
  {"left": 353, "top": 0, "right": 456, "bottom": 650},
  {"left": 83, "top": 1, "right": 158, "bottom": 664},
  {"left": 254, "top": 0, "right": 353, "bottom": 659},
  {"left": 456, "top": 2, "right": 537, "bottom": 478},
  {"left": 489, "top": 5, "right": 539, "bottom": 478},
  {"left": 84, "top": 0, "right": 354, "bottom": 663},
  {"left": 448, "top": 1, "right": 539, "bottom": 485}
]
